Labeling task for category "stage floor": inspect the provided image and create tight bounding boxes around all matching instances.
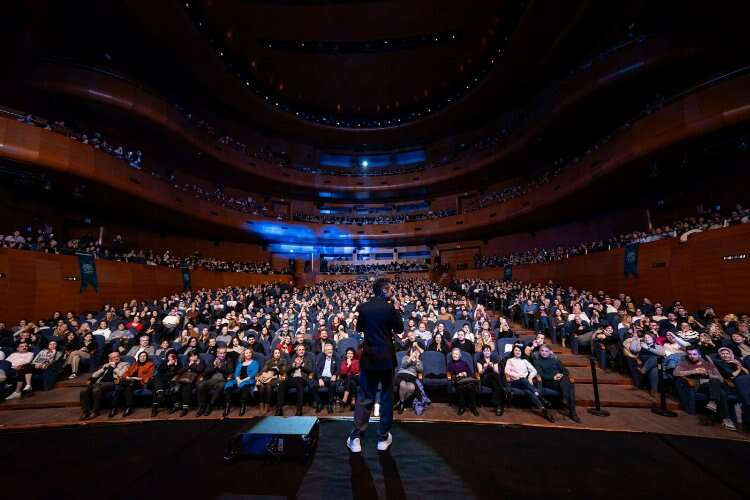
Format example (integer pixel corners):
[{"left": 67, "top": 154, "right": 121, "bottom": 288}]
[{"left": 1, "top": 418, "right": 747, "bottom": 500}]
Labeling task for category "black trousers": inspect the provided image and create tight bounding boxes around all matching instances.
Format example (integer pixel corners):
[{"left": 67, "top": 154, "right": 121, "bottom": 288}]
[
  {"left": 279, "top": 377, "right": 306, "bottom": 410},
  {"left": 225, "top": 383, "right": 252, "bottom": 404},
  {"left": 80, "top": 382, "right": 116, "bottom": 412},
  {"left": 258, "top": 382, "right": 279, "bottom": 405},
  {"left": 114, "top": 380, "right": 147, "bottom": 408},
  {"left": 480, "top": 371, "right": 505, "bottom": 407},
  {"left": 540, "top": 377, "right": 576, "bottom": 412},
  {"left": 313, "top": 376, "right": 335, "bottom": 405},
  {"left": 149, "top": 376, "right": 176, "bottom": 407},
  {"left": 197, "top": 377, "right": 226, "bottom": 407},
  {"left": 177, "top": 382, "right": 196, "bottom": 407},
  {"left": 453, "top": 380, "right": 478, "bottom": 408}
]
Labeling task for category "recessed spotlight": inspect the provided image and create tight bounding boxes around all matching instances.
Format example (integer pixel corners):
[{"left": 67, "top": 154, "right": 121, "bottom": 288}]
[{"left": 361, "top": 160, "right": 369, "bottom": 167}]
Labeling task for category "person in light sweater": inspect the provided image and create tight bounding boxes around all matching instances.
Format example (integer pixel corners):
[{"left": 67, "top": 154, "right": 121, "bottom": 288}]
[
  {"left": 504, "top": 345, "right": 554, "bottom": 422},
  {"left": 5, "top": 342, "right": 35, "bottom": 399}
]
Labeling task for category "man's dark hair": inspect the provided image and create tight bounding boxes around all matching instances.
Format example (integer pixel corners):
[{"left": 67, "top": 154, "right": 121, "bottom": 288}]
[{"left": 373, "top": 278, "right": 391, "bottom": 297}]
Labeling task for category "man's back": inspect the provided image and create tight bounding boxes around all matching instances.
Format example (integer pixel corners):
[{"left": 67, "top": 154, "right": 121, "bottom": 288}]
[{"left": 357, "top": 297, "right": 403, "bottom": 370}]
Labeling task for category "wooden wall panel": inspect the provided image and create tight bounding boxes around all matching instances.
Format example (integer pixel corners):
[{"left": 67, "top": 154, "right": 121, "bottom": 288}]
[
  {"left": 456, "top": 224, "right": 750, "bottom": 314},
  {"left": 0, "top": 249, "right": 291, "bottom": 325}
]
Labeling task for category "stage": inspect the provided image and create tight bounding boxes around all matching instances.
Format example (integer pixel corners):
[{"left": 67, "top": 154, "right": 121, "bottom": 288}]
[{"left": 1, "top": 418, "right": 747, "bottom": 499}]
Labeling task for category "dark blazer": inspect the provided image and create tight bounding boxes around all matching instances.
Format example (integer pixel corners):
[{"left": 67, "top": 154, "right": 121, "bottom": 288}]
[
  {"left": 286, "top": 354, "right": 314, "bottom": 378},
  {"left": 357, "top": 296, "right": 404, "bottom": 370},
  {"left": 314, "top": 353, "right": 339, "bottom": 379}
]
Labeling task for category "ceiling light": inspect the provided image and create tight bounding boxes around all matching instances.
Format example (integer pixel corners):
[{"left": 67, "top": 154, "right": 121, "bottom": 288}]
[{"left": 361, "top": 160, "right": 369, "bottom": 167}]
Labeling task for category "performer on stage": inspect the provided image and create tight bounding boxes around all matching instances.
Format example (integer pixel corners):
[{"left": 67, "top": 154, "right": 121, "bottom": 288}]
[{"left": 346, "top": 278, "right": 404, "bottom": 453}]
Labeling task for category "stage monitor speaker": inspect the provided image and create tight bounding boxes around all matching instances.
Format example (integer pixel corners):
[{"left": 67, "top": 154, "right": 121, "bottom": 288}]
[{"left": 225, "top": 416, "right": 319, "bottom": 461}]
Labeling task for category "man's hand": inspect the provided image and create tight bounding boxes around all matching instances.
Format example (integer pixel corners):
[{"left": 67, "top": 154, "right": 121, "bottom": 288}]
[
  {"left": 318, "top": 379, "right": 324, "bottom": 387},
  {"left": 553, "top": 373, "right": 563, "bottom": 381}
]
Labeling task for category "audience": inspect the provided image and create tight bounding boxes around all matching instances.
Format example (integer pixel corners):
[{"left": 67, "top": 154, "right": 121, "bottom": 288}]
[
  {"left": 1, "top": 275, "right": 747, "bottom": 434},
  {"left": 0, "top": 226, "right": 281, "bottom": 274},
  {"left": 475, "top": 204, "right": 750, "bottom": 269}
]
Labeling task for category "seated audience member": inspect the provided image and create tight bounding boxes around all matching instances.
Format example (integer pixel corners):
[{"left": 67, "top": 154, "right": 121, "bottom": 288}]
[
  {"left": 534, "top": 345, "right": 580, "bottom": 422},
  {"left": 108, "top": 323, "right": 133, "bottom": 350},
  {"left": 524, "top": 333, "right": 548, "bottom": 360},
  {"left": 5, "top": 342, "right": 36, "bottom": 399},
  {"left": 65, "top": 332, "right": 99, "bottom": 379},
  {"left": 475, "top": 327, "right": 496, "bottom": 354},
  {"left": 338, "top": 347, "right": 360, "bottom": 410},
  {"left": 151, "top": 351, "right": 181, "bottom": 416},
  {"left": 224, "top": 348, "right": 259, "bottom": 416},
  {"left": 397, "top": 329, "right": 425, "bottom": 352},
  {"left": 447, "top": 347, "right": 479, "bottom": 416},
  {"left": 592, "top": 325, "right": 620, "bottom": 371},
  {"left": 257, "top": 348, "right": 287, "bottom": 415},
  {"left": 276, "top": 333, "right": 294, "bottom": 355},
  {"left": 714, "top": 347, "right": 750, "bottom": 415},
  {"left": 428, "top": 332, "right": 451, "bottom": 354},
  {"left": 568, "top": 317, "right": 593, "bottom": 355},
  {"left": 179, "top": 337, "right": 202, "bottom": 356},
  {"left": 395, "top": 346, "right": 423, "bottom": 414},
  {"left": 697, "top": 332, "right": 719, "bottom": 356},
  {"left": 504, "top": 345, "right": 554, "bottom": 422},
  {"left": 246, "top": 334, "right": 266, "bottom": 357},
  {"left": 476, "top": 345, "right": 505, "bottom": 415},
  {"left": 113, "top": 351, "right": 155, "bottom": 417},
  {"left": 196, "top": 347, "right": 234, "bottom": 416},
  {"left": 452, "top": 328, "right": 475, "bottom": 355},
  {"left": 673, "top": 347, "right": 735, "bottom": 431},
  {"left": 453, "top": 323, "right": 475, "bottom": 343},
  {"left": 174, "top": 351, "right": 205, "bottom": 416},
  {"left": 93, "top": 320, "right": 112, "bottom": 341},
  {"left": 313, "top": 343, "right": 338, "bottom": 414},
  {"left": 227, "top": 336, "right": 245, "bottom": 361},
  {"left": 281, "top": 344, "right": 314, "bottom": 416},
  {"left": 312, "top": 328, "right": 335, "bottom": 354},
  {"left": 127, "top": 335, "right": 155, "bottom": 359},
  {"left": 28, "top": 339, "right": 64, "bottom": 391},
  {"left": 154, "top": 339, "right": 172, "bottom": 360},
  {"left": 624, "top": 331, "right": 662, "bottom": 396},
  {"left": 79, "top": 352, "right": 130, "bottom": 420},
  {"left": 723, "top": 331, "right": 750, "bottom": 367}
]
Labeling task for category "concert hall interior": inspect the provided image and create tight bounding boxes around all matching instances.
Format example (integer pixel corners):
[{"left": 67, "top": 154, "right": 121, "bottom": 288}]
[{"left": 2, "top": 1, "right": 750, "bottom": 499}]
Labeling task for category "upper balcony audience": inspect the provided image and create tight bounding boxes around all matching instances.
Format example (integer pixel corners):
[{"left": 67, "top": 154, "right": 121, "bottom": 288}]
[
  {"left": 0, "top": 227, "right": 280, "bottom": 274},
  {"left": 475, "top": 204, "right": 750, "bottom": 268}
]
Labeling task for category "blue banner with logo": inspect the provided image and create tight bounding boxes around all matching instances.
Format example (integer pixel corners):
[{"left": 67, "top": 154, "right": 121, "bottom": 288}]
[
  {"left": 503, "top": 264, "right": 513, "bottom": 281},
  {"left": 624, "top": 243, "right": 639, "bottom": 278},
  {"left": 77, "top": 253, "right": 98, "bottom": 292},
  {"left": 181, "top": 266, "right": 192, "bottom": 290}
]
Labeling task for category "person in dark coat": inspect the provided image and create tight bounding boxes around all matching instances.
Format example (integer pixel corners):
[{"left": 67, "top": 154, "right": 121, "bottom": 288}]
[{"left": 347, "top": 278, "right": 403, "bottom": 453}]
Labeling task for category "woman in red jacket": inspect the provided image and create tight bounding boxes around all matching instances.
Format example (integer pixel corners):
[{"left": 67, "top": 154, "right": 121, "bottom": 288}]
[{"left": 339, "top": 347, "right": 360, "bottom": 410}]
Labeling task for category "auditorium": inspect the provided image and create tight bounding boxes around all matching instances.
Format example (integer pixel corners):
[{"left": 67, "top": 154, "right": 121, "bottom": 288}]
[{"left": 2, "top": 1, "right": 750, "bottom": 499}]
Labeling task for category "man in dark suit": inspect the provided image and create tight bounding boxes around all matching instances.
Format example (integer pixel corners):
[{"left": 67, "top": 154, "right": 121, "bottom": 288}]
[
  {"left": 313, "top": 343, "right": 338, "bottom": 414},
  {"left": 347, "top": 278, "right": 403, "bottom": 453}
]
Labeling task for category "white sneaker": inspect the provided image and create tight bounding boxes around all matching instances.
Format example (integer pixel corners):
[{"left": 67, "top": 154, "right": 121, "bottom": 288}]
[
  {"left": 22, "top": 384, "right": 32, "bottom": 392},
  {"left": 68, "top": 373, "right": 78, "bottom": 380},
  {"left": 377, "top": 433, "right": 393, "bottom": 452},
  {"left": 6, "top": 391, "right": 21, "bottom": 400},
  {"left": 346, "top": 436, "right": 362, "bottom": 453},
  {"left": 705, "top": 401, "right": 718, "bottom": 413},
  {"left": 722, "top": 418, "right": 737, "bottom": 432}
]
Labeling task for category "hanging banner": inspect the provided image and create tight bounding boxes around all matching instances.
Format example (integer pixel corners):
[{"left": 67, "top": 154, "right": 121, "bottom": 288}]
[
  {"left": 77, "top": 252, "right": 98, "bottom": 292},
  {"left": 181, "top": 266, "right": 192, "bottom": 290},
  {"left": 503, "top": 264, "right": 513, "bottom": 281},
  {"left": 624, "top": 243, "right": 640, "bottom": 278}
]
